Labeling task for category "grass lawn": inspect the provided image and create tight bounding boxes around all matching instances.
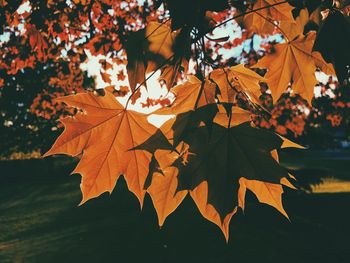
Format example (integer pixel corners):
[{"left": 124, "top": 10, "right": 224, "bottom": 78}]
[{"left": 0, "top": 150, "right": 349, "bottom": 263}]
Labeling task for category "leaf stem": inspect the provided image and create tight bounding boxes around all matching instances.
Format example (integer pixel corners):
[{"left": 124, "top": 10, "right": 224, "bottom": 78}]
[{"left": 125, "top": 54, "right": 175, "bottom": 109}]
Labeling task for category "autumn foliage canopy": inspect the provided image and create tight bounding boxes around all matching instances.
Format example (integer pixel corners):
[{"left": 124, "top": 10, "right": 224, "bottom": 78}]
[{"left": 1, "top": 0, "right": 349, "bottom": 240}]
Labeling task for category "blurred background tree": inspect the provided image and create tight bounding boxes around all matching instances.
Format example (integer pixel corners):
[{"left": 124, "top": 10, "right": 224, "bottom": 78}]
[{"left": 0, "top": 0, "right": 349, "bottom": 158}]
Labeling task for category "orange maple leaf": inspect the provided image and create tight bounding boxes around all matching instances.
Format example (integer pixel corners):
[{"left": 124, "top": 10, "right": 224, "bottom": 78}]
[
  {"left": 26, "top": 25, "right": 48, "bottom": 60},
  {"left": 44, "top": 90, "right": 157, "bottom": 205},
  {"left": 100, "top": 71, "right": 112, "bottom": 84},
  {"left": 209, "top": 64, "right": 265, "bottom": 105},
  {"left": 244, "top": 0, "right": 295, "bottom": 34}
]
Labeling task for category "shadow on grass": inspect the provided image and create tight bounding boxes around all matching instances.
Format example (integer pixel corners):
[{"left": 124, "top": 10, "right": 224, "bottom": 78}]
[{"left": 0, "top": 154, "right": 349, "bottom": 263}]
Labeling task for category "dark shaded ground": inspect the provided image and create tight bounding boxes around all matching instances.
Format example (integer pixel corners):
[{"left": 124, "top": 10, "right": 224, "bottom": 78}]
[{"left": 0, "top": 151, "right": 350, "bottom": 263}]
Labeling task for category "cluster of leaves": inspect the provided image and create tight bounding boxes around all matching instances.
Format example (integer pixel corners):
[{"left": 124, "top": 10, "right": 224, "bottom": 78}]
[
  {"left": 0, "top": 59, "right": 95, "bottom": 155},
  {"left": 254, "top": 76, "right": 350, "bottom": 146},
  {"left": 305, "top": 80, "right": 350, "bottom": 147},
  {"left": 1, "top": 0, "right": 350, "bottom": 238},
  {"left": 44, "top": 78, "right": 301, "bottom": 240},
  {"left": 0, "top": 0, "right": 163, "bottom": 153},
  {"left": 256, "top": 93, "right": 309, "bottom": 137},
  {"left": 43, "top": 0, "right": 349, "bottom": 239}
]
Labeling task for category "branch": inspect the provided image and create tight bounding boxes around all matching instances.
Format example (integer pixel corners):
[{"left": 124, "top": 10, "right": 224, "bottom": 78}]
[
  {"left": 88, "top": 0, "right": 95, "bottom": 39},
  {"left": 193, "top": 0, "right": 289, "bottom": 42}
]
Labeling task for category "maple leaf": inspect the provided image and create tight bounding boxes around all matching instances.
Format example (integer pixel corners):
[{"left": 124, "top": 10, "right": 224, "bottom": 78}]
[
  {"left": 139, "top": 108, "right": 250, "bottom": 240},
  {"left": 117, "top": 70, "right": 126, "bottom": 81},
  {"left": 155, "top": 77, "right": 218, "bottom": 145},
  {"left": 143, "top": 109, "right": 300, "bottom": 240},
  {"left": 157, "top": 76, "right": 216, "bottom": 114},
  {"left": 44, "top": 90, "right": 158, "bottom": 206},
  {"left": 125, "top": 21, "right": 181, "bottom": 92},
  {"left": 209, "top": 64, "right": 265, "bottom": 105},
  {"left": 238, "top": 178, "right": 289, "bottom": 218},
  {"left": 280, "top": 8, "right": 310, "bottom": 40},
  {"left": 280, "top": 9, "right": 335, "bottom": 75},
  {"left": 100, "top": 71, "right": 112, "bottom": 84},
  {"left": 237, "top": 137, "right": 302, "bottom": 220},
  {"left": 145, "top": 21, "right": 177, "bottom": 73},
  {"left": 26, "top": 25, "right": 48, "bottom": 60},
  {"left": 159, "top": 57, "right": 189, "bottom": 89},
  {"left": 190, "top": 181, "right": 236, "bottom": 241},
  {"left": 254, "top": 31, "right": 334, "bottom": 104},
  {"left": 148, "top": 166, "right": 187, "bottom": 227},
  {"left": 147, "top": 143, "right": 189, "bottom": 227},
  {"left": 174, "top": 119, "right": 288, "bottom": 215},
  {"left": 244, "top": 0, "right": 295, "bottom": 34},
  {"left": 125, "top": 30, "right": 147, "bottom": 92},
  {"left": 146, "top": 106, "right": 297, "bottom": 240}
]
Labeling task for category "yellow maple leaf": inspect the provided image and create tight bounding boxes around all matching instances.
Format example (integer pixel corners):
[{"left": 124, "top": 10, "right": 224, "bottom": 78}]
[
  {"left": 147, "top": 144, "right": 189, "bottom": 227},
  {"left": 254, "top": 32, "right": 333, "bottom": 104},
  {"left": 145, "top": 21, "right": 177, "bottom": 73}
]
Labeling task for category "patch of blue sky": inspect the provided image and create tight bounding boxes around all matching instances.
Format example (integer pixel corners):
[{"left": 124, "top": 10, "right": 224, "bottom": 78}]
[
  {"left": 209, "top": 18, "right": 284, "bottom": 63},
  {"left": 0, "top": 0, "right": 31, "bottom": 44}
]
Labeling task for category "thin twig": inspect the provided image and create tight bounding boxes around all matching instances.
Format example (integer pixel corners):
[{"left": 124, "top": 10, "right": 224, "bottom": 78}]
[
  {"left": 125, "top": 54, "right": 175, "bottom": 109},
  {"left": 193, "top": 0, "right": 289, "bottom": 42},
  {"left": 88, "top": 0, "right": 95, "bottom": 38},
  {"left": 145, "top": 18, "right": 171, "bottom": 39}
]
